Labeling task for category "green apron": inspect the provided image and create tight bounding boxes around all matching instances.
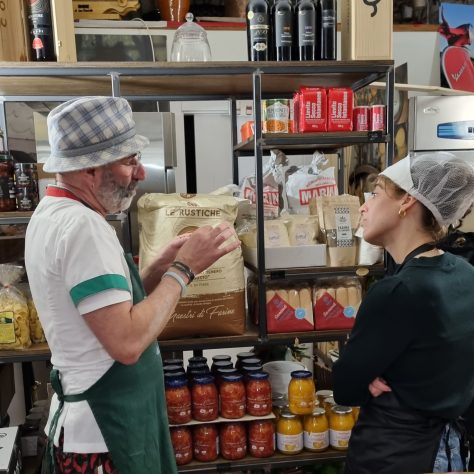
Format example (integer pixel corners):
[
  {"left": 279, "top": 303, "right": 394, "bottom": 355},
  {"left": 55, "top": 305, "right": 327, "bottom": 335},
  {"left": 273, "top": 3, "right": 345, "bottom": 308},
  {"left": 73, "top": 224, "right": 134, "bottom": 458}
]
[{"left": 43, "top": 254, "right": 177, "bottom": 474}]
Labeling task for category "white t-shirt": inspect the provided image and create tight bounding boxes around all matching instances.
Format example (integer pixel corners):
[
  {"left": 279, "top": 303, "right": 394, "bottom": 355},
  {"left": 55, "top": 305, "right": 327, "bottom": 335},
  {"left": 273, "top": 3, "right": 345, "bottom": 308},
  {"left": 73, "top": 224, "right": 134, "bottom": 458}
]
[{"left": 25, "top": 195, "right": 133, "bottom": 453}]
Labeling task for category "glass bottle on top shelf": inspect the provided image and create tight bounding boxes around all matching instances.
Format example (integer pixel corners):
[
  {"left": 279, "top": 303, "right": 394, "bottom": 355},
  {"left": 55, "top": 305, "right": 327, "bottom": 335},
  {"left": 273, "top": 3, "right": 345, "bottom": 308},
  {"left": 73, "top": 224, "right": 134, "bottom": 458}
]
[
  {"left": 272, "top": 0, "right": 293, "bottom": 60},
  {"left": 295, "top": 0, "right": 317, "bottom": 61},
  {"left": 320, "top": 0, "right": 336, "bottom": 60},
  {"left": 246, "top": 0, "right": 271, "bottom": 61}
]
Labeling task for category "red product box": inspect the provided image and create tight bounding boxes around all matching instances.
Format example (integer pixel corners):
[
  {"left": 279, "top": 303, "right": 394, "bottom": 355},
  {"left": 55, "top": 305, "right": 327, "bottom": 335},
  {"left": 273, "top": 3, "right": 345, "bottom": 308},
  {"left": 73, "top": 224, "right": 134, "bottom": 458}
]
[
  {"left": 327, "top": 87, "right": 353, "bottom": 132},
  {"left": 266, "top": 291, "right": 314, "bottom": 333},
  {"left": 353, "top": 106, "right": 370, "bottom": 131},
  {"left": 298, "top": 86, "right": 327, "bottom": 132},
  {"left": 314, "top": 289, "right": 356, "bottom": 330},
  {"left": 370, "top": 104, "right": 386, "bottom": 131}
]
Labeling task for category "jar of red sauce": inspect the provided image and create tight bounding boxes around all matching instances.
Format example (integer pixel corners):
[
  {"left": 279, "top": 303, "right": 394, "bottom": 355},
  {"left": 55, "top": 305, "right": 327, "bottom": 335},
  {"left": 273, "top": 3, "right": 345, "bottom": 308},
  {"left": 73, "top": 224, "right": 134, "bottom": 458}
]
[
  {"left": 220, "top": 422, "right": 247, "bottom": 460},
  {"left": 248, "top": 419, "right": 275, "bottom": 458},
  {"left": 219, "top": 374, "right": 246, "bottom": 419},
  {"left": 170, "top": 426, "right": 193, "bottom": 465},
  {"left": 192, "top": 423, "right": 219, "bottom": 462},
  {"left": 246, "top": 371, "right": 272, "bottom": 416},
  {"left": 165, "top": 377, "right": 192, "bottom": 424},
  {"left": 191, "top": 375, "right": 218, "bottom": 421}
]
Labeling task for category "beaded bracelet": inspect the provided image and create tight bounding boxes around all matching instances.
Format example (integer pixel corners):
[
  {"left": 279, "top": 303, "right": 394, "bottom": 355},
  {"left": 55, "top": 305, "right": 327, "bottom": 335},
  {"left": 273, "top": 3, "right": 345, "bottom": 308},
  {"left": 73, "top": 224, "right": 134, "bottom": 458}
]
[
  {"left": 162, "top": 271, "right": 187, "bottom": 297},
  {"left": 171, "top": 260, "right": 195, "bottom": 283}
]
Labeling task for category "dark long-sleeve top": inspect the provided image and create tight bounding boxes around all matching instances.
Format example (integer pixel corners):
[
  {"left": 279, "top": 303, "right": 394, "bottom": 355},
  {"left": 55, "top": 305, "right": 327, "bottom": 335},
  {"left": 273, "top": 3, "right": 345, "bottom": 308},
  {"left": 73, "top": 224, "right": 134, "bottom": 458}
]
[{"left": 333, "top": 252, "right": 474, "bottom": 420}]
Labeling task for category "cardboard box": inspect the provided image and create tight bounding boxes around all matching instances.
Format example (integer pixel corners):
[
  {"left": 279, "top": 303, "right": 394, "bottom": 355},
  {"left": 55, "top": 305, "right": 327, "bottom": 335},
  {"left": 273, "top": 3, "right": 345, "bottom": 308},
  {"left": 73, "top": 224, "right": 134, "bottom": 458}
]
[
  {"left": 341, "top": 0, "right": 393, "bottom": 60},
  {"left": 0, "top": 365, "right": 15, "bottom": 420},
  {"left": 0, "top": 426, "right": 21, "bottom": 474},
  {"left": 242, "top": 244, "right": 327, "bottom": 269}
]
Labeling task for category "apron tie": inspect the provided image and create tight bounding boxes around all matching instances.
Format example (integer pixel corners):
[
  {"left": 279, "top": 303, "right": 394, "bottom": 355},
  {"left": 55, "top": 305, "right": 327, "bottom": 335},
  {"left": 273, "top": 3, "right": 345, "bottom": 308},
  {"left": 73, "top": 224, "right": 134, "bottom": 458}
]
[{"left": 43, "top": 369, "right": 89, "bottom": 474}]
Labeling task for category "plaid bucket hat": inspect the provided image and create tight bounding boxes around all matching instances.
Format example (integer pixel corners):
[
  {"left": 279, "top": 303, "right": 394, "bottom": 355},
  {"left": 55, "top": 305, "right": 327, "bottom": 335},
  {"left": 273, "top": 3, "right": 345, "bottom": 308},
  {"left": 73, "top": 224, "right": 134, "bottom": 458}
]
[{"left": 43, "top": 96, "right": 149, "bottom": 173}]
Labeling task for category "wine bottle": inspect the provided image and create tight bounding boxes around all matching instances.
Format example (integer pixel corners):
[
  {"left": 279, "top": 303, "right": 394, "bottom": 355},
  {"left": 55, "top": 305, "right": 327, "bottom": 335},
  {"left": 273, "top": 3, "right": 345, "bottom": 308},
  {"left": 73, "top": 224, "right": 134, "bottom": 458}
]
[
  {"left": 321, "top": 0, "right": 336, "bottom": 60},
  {"left": 246, "top": 0, "right": 271, "bottom": 61},
  {"left": 295, "top": 0, "right": 316, "bottom": 61},
  {"left": 27, "top": 0, "right": 55, "bottom": 61},
  {"left": 272, "top": 0, "right": 293, "bottom": 61}
]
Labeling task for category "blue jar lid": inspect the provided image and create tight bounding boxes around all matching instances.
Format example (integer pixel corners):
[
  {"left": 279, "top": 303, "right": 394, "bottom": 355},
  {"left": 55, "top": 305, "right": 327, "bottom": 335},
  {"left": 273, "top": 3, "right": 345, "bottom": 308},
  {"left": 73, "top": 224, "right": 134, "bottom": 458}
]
[
  {"left": 247, "top": 371, "right": 269, "bottom": 380},
  {"left": 165, "top": 376, "right": 188, "bottom": 388},
  {"left": 193, "top": 374, "right": 215, "bottom": 385},
  {"left": 290, "top": 370, "right": 312, "bottom": 379},
  {"left": 221, "top": 373, "right": 244, "bottom": 383}
]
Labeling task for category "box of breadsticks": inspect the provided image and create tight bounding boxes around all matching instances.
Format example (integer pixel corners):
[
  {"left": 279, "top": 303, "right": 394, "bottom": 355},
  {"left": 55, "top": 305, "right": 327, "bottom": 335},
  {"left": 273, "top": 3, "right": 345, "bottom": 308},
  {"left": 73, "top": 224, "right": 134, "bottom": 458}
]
[
  {"left": 313, "top": 277, "right": 362, "bottom": 330},
  {"left": 249, "top": 280, "right": 314, "bottom": 333}
]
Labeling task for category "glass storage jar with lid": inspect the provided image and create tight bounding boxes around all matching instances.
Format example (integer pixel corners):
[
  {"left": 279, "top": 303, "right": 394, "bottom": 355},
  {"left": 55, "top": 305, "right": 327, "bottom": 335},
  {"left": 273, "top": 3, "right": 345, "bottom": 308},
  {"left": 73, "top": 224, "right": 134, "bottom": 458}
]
[
  {"left": 303, "top": 406, "right": 329, "bottom": 452},
  {"left": 246, "top": 371, "right": 272, "bottom": 416},
  {"left": 329, "top": 405, "right": 354, "bottom": 451},
  {"left": 288, "top": 370, "right": 316, "bottom": 415},
  {"left": 170, "top": 13, "right": 212, "bottom": 62},
  {"left": 276, "top": 408, "right": 303, "bottom": 455},
  {"left": 191, "top": 374, "right": 218, "bottom": 421}
]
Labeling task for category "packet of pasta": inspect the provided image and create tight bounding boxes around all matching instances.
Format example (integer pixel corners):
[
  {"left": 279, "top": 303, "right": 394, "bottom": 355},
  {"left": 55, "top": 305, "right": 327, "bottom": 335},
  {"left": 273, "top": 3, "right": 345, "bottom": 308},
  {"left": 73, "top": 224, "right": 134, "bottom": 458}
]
[
  {"left": 25, "top": 291, "right": 45, "bottom": 344},
  {"left": 0, "top": 264, "right": 32, "bottom": 349}
]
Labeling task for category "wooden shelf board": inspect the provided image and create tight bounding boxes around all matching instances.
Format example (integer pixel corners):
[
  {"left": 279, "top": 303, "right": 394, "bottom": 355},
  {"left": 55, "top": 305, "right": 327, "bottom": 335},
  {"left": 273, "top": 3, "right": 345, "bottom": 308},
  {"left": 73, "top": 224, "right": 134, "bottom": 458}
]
[
  {"left": 0, "top": 342, "right": 50, "bottom": 364},
  {"left": 178, "top": 449, "right": 346, "bottom": 472},
  {"left": 0, "top": 61, "right": 393, "bottom": 99}
]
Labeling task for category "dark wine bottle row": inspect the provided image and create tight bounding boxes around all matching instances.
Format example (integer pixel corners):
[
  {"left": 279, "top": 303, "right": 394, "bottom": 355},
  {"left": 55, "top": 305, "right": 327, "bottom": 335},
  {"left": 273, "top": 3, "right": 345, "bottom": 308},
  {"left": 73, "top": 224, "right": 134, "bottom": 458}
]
[{"left": 246, "top": 0, "right": 336, "bottom": 62}]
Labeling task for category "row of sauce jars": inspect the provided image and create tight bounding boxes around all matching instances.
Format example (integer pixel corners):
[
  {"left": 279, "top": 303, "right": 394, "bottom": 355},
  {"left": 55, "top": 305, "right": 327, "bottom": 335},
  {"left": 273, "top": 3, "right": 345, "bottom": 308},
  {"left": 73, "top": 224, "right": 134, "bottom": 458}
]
[
  {"left": 170, "top": 419, "right": 276, "bottom": 465},
  {"left": 164, "top": 367, "right": 272, "bottom": 424}
]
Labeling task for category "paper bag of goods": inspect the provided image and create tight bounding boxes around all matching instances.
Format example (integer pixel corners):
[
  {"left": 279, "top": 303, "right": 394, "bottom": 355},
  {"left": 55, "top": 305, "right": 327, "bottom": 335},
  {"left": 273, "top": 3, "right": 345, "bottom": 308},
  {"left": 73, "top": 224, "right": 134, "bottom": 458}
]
[
  {"left": 239, "top": 149, "right": 288, "bottom": 219},
  {"left": 310, "top": 195, "right": 361, "bottom": 267},
  {"left": 138, "top": 193, "right": 245, "bottom": 340},
  {"left": 249, "top": 280, "right": 314, "bottom": 333},
  {"left": 313, "top": 277, "right": 362, "bottom": 330},
  {"left": 284, "top": 214, "right": 319, "bottom": 246},
  {"left": 0, "top": 264, "right": 31, "bottom": 349},
  {"left": 285, "top": 151, "right": 338, "bottom": 215}
]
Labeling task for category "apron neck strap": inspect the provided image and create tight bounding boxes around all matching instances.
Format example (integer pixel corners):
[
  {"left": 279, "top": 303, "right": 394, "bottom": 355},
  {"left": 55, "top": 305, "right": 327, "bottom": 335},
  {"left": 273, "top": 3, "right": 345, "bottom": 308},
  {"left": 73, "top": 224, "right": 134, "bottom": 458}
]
[{"left": 395, "top": 242, "right": 436, "bottom": 274}]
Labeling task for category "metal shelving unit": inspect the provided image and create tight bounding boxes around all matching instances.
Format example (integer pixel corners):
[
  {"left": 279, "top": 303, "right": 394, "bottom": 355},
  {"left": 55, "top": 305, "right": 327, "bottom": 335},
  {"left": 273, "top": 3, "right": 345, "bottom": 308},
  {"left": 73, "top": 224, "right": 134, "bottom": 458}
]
[{"left": 0, "top": 61, "right": 394, "bottom": 471}]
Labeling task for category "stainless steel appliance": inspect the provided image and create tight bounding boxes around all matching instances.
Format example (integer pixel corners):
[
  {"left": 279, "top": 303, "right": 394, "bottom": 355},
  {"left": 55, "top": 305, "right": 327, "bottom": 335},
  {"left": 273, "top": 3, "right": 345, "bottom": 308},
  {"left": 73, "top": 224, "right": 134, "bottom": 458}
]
[
  {"left": 34, "top": 109, "right": 177, "bottom": 254},
  {"left": 408, "top": 95, "right": 474, "bottom": 231},
  {"left": 408, "top": 95, "right": 474, "bottom": 153}
]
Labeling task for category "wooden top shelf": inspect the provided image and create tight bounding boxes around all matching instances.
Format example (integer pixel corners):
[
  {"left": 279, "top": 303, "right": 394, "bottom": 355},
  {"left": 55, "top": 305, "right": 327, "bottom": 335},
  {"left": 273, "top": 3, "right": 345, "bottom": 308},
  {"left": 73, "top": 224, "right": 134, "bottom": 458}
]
[{"left": 0, "top": 61, "right": 393, "bottom": 100}]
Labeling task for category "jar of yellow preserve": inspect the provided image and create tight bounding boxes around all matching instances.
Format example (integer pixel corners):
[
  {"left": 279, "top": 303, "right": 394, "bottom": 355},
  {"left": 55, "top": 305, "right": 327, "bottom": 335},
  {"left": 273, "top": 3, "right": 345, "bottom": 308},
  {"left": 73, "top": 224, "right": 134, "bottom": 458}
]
[
  {"left": 276, "top": 408, "right": 303, "bottom": 455},
  {"left": 323, "top": 396, "right": 336, "bottom": 417},
  {"left": 329, "top": 405, "right": 354, "bottom": 451},
  {"left": 316, "top": 389, "right": 333, "bottom": 407},
  {"left": 288, "top": 370, "right": 315, "bottom": 415},
  {"left": 303, "top": 407, "right": 329, "bottom": 452}
]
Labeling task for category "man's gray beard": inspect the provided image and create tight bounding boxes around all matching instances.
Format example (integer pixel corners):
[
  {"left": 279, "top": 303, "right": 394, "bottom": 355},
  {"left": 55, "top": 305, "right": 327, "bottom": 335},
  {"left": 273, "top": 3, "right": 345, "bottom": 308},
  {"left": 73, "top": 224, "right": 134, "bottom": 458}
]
[{"left": 98, "top": 169, "right": 137, "bottom": 214}]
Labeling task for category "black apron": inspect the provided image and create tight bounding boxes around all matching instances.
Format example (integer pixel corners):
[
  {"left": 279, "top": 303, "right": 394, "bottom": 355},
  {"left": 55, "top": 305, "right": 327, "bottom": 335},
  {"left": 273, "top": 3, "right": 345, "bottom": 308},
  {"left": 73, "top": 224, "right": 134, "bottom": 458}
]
[
  {"left": 344, "top": 243, "right": 446, "bottom": 474},
  {"left": 43, "top": 254, "right": 177, "bottom": 474}
]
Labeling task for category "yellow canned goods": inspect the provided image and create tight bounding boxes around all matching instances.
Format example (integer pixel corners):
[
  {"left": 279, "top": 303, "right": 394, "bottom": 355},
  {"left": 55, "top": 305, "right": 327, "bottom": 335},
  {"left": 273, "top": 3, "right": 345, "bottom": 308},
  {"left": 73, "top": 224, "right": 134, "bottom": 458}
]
[
  {"left": 276, "top": 409, "right": 303, "bottom": 454},
  {"left": 329, "top": 405, "right": 354, "bottom": 451},
  {"left": 323, "top": 396, "right": 336, "bottom": 417},
  {"left": 303, "top": 407, "right": 329, "bottom": 452},
  {"left": 288, "top": 370, "right": 316, "bottom": 415},
  {"left": 316, "top": 389, "right": 333, "bottom": 407},
  {"left": 262, "top": 99, "right": 290, "bottom": 133}
]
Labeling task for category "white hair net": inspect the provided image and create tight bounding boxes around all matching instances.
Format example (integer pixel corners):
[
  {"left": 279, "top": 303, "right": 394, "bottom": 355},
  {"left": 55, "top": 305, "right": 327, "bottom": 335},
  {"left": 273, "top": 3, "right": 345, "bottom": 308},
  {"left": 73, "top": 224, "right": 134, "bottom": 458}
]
[{"left": 380, "top": 152, "right": 474, "bottom": 226}]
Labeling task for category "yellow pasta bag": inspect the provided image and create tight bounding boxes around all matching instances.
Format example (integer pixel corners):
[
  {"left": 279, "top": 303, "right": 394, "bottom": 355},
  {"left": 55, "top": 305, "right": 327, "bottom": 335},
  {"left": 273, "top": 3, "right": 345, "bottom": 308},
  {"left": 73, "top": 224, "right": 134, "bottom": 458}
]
[
  {"left": 27, "top": 296, "right": 46, "bottom": 344},
  {"left": 0, "top": 264, "right": 31, "bottom": 350}
]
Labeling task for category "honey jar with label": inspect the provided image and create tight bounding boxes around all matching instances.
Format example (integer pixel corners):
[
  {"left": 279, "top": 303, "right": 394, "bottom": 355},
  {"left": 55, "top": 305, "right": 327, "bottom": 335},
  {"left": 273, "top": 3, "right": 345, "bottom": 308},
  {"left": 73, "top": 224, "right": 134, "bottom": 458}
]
[
  {"left": 276, "top": 408, "right": 303, "bottom": 455},
  {"left": 329, "top": 405, "right": 354, "bottom": 451},
  {"left": 288, "top": 370, "right": 315, "bottom": 415},
  {"left": 303, "top": 407, "right": 329, "bottom": 452}
]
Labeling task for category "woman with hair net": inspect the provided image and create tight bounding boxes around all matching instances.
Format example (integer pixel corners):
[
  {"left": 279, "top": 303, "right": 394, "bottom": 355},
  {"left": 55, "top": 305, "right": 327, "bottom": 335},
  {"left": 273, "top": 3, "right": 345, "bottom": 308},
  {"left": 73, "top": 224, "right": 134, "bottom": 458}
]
[{"left": 333, "top": 152, "right": 474, "bottom": 474}]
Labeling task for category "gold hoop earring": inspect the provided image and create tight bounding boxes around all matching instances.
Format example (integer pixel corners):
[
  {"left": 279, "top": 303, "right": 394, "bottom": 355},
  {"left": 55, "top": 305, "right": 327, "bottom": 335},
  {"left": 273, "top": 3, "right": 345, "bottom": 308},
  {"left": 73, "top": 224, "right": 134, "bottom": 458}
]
[{"left": 398, "top": 208, "right": 406, "bottom": 218}]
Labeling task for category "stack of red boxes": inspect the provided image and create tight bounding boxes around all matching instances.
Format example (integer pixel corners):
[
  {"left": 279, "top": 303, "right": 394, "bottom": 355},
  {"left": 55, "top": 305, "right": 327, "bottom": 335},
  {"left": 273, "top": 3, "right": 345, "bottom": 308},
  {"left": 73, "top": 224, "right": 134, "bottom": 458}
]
[{"left": 293, "top": 86, "right": 386, "bottom": 133}]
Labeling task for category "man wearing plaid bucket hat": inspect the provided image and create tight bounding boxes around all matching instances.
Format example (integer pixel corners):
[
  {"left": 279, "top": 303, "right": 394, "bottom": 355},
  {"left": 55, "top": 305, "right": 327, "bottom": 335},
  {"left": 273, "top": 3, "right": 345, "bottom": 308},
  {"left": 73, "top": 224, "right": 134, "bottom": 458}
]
[
  {"left": 24, "top": 96, "right": 240, "bottom": 474},
  {"left": 333, "top": 152, "right": 474, "bottom": 473}
]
